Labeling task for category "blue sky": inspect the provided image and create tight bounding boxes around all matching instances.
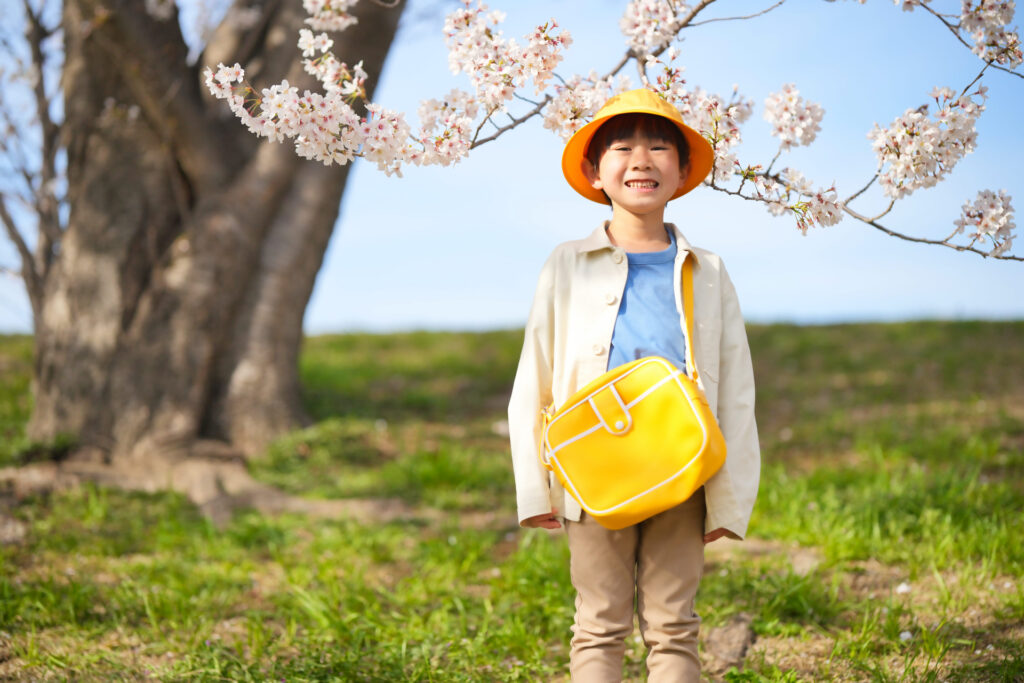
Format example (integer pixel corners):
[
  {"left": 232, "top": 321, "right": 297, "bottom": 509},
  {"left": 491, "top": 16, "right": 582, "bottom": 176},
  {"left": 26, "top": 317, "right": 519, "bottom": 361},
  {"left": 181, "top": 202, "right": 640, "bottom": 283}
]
[{"left": 1, "top": 0, "right": 1021, "bottom": 333}]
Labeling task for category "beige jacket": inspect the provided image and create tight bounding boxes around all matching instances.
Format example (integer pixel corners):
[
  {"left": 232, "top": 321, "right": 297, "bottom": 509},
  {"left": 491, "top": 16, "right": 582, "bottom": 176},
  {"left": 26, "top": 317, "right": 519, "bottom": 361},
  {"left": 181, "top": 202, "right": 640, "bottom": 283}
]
[{"left": 508, "top": 223, "right": 760, "bottom": 538}]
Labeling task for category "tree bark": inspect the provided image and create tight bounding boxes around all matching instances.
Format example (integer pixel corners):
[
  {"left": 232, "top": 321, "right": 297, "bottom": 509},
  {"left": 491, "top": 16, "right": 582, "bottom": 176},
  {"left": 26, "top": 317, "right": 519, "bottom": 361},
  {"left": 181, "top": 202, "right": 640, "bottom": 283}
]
[{"left": 25, "top": 0, "right": 404, "bottom": 495}]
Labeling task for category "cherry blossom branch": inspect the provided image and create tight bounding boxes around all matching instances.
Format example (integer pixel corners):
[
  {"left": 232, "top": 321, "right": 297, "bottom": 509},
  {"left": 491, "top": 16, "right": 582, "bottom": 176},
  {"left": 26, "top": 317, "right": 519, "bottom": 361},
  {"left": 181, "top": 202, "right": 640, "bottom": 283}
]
[
  {"left": 472, "top": 96, "right": 551, "bottom": 147},
  {"left": 204, "top": 0, "right": 1019, "bottom": 260},
  {"left": 841, "top": 170, "right": 873, "bottom": 203},
  {"left": 917, "top": 1, "right": 1024, "bottom": 80},
  {"left": 960, "top": 63, "right": 993, "bottom": 98},
  {"left": 843, "top": 203, "right": 1023, "bottom": 261},
  {"left": 866, "top": 198, "right": 897, "bottom": 223},
  {"left": 686, "top": 0, "right": 787, "bottom": 28}
]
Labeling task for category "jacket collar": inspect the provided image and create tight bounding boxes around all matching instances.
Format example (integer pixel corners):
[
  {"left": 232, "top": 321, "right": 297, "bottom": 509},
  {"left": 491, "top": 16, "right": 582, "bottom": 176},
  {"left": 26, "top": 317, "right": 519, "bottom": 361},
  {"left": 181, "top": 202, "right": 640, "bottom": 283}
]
[{"left": 576, "top": 222, "right": 699, "bottom": 264}]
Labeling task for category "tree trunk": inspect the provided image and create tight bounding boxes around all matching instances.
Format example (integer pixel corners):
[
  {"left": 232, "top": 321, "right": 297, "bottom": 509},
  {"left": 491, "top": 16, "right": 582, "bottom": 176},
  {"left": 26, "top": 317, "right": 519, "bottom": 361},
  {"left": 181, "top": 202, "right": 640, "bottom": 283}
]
[{"left": 23, "top": 0, "right": 404, "bottom": 503}]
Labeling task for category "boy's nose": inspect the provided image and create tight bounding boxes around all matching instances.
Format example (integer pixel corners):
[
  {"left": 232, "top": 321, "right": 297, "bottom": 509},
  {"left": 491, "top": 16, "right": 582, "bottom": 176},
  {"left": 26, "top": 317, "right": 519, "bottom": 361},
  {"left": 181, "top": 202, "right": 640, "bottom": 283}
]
[{"left": 630, "top": 149, "right": 653, "bottom": 169}]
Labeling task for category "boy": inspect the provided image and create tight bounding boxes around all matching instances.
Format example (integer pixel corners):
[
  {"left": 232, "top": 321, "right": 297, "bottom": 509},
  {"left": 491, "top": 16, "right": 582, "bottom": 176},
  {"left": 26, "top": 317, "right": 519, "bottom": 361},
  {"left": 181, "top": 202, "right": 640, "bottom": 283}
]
[{"left": 508, "top": 89, "right": 760, "bottom": 681}]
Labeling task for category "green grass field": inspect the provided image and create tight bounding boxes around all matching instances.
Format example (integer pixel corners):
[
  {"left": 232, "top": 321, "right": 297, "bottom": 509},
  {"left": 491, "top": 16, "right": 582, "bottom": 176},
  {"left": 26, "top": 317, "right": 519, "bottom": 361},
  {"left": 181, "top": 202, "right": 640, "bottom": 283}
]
[{"left": 1, "top": 322, "right": 1022, "bottom": 681}]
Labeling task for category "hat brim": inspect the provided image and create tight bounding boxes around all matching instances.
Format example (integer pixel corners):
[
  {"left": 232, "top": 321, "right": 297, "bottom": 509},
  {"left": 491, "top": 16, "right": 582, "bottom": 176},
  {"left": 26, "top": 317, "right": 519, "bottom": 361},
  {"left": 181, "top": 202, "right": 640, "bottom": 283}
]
[{"left": 561, "top": 97, "right": 714, "bottom": 205}]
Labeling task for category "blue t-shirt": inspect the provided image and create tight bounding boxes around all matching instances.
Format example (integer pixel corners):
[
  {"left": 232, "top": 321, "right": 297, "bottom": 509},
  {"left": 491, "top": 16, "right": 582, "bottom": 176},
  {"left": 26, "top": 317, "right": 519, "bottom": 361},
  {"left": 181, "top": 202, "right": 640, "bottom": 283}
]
[{"left": 607, "top": 230, "right": 687, "bottom": 372}]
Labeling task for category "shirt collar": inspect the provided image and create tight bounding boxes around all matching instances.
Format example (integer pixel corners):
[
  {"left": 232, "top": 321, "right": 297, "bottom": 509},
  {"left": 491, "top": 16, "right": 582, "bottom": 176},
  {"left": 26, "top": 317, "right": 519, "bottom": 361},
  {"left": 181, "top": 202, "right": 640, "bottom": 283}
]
[{"left": 576, "top": 221, "right": 699, "bottom": 264}]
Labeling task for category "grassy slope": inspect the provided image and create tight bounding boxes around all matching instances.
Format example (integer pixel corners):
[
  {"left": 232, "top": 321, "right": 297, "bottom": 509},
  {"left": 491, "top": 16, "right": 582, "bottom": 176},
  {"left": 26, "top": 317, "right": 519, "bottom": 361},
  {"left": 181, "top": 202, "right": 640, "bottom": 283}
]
[{"left": 0, "top": 322, "right": 1022, "bottom": 681}]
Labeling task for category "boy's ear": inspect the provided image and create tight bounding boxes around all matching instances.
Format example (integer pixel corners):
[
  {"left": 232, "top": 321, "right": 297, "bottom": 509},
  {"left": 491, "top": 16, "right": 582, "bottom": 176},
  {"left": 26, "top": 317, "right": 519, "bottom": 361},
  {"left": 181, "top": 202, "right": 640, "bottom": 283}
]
[
  {"left": 582, "top": 158, "right": 603, "bottom": 190},
  {"left": 676, "top": 162, "right": 690, "bottom": 193}
]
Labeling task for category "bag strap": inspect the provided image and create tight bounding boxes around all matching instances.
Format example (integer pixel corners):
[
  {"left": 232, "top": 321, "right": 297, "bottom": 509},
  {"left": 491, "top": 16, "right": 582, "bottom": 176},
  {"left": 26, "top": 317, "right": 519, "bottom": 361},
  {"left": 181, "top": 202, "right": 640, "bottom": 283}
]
[
  {"left": 682, "top": 255, "right": 699, "bottom": 382},
  {"left": 539, "top": 404, "right": 554, "bottom": 470}
]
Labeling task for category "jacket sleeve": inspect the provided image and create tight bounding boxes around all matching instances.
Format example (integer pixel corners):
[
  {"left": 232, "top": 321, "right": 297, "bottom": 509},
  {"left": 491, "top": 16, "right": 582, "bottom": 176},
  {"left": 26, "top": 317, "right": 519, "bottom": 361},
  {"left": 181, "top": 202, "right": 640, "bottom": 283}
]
[
  {"left": 508, "top": 255, "right": 558, "bottom": 525},
  {"left": 710, "top": 262, "right": 761, "bottom": 538}
]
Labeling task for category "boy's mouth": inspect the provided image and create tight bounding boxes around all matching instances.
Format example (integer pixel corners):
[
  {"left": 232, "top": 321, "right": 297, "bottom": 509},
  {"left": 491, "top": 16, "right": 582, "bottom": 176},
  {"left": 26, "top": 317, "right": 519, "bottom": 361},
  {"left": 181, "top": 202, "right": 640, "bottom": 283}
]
[{"left": 626, "top": 180, "right": 658, "bottom": 189}]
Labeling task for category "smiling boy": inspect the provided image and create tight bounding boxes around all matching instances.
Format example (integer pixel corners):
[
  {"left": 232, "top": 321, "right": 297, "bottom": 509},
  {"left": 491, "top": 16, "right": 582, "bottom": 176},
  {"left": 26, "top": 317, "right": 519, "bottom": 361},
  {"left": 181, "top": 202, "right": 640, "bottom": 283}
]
[{"left": 508, "top": 89, "right": 760, "bottom": 680}]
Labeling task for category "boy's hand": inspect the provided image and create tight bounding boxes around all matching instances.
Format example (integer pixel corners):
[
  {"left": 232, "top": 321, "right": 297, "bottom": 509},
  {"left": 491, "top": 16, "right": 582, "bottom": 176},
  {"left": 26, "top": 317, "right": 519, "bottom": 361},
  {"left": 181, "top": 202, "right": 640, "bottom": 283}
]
[
  {"left": 521, "top": 510, "right": 562, "bottom": 529},
  {"left": 703, "top": 527, "right": 736, "bottom": 544}
]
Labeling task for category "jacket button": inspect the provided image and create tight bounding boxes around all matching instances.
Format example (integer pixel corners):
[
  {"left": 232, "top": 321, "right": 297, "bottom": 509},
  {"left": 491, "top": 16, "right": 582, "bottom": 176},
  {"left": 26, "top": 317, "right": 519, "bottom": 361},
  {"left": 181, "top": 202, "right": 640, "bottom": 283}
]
[
  {"left": 604, "top": 293, "right": 617, "bottom": 305},
  {"left": 613, "top": 252, "right": 624, "bottom": 264},
  {"left": 592, "top": 343, "right": 605, "bottom": 355}
]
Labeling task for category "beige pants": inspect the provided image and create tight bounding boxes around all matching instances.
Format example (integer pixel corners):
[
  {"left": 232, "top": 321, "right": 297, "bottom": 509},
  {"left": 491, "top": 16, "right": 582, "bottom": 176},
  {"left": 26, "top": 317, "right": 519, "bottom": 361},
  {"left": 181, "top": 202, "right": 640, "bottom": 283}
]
[{"left": 565, "top": 489, "right": 706, "bottom": 682}]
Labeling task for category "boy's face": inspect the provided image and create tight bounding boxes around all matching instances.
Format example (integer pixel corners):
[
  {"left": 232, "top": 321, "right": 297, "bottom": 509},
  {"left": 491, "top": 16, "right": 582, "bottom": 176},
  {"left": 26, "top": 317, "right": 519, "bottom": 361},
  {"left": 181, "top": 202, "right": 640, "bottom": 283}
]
[{"left": 584, "top": 132, "right": 688, "bottom": 217}]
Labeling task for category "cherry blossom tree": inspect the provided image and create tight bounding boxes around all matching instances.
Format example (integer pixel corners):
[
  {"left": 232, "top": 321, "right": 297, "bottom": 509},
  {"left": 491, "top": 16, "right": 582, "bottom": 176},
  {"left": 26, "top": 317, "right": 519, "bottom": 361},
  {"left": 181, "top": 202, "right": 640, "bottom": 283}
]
[{"left": 0, "top": 0, "right": 405, "bottom": 517}]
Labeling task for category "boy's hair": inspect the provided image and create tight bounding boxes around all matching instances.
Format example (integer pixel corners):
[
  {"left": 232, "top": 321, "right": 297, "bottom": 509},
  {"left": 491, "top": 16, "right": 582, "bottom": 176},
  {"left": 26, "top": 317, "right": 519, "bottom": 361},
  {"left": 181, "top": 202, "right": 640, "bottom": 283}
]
[{"left": 585, "top": 112, "right": 691, "bottom": 173}]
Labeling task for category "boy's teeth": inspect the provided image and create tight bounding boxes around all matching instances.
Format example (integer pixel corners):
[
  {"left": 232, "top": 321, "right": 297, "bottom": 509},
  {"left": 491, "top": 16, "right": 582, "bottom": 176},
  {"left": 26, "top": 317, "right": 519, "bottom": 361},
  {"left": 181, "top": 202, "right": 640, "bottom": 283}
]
[{"left": 627, "top": 180, "right": 657, "bottom": 188}]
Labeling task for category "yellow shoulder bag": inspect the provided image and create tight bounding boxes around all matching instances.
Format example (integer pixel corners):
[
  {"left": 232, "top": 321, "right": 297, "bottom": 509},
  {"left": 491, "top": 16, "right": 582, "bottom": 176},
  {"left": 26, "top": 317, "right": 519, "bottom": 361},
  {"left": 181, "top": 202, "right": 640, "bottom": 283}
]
[{"left": 539, "top": 256, "right": 726, "bottom": 530}]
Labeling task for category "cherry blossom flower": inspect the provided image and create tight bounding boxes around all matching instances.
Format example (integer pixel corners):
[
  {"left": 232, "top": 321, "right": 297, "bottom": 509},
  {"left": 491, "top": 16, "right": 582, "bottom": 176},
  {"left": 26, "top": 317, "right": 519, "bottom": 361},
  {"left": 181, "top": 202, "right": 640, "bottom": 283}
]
[
  {"left": 954, "top": 189, "right": 1016, "bottom": 255},
  {"left": 620, "top": 0, "right": 690, "bottom": 53},
  {"left": 444, "top": 1, "right": 570, "bottom": 110},
  {"left": 764, "top": 84, "right": 824, "bottom": 150},
  {"left": 303, "top": 0, "right": 359, "bottom": 33}
]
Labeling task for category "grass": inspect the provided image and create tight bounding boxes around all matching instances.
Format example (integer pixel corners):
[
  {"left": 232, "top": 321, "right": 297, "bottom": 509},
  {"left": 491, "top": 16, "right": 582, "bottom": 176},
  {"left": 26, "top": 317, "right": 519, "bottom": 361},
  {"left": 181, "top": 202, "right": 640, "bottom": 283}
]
[{"left": 1, "top": 321, "right": 1023, "bottom": 681}]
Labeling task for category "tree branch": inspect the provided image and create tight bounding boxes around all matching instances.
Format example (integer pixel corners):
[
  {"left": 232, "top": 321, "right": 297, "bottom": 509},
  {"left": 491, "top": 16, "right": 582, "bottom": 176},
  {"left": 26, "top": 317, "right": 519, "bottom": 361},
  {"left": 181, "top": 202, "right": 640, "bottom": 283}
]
[
  {"left": 0, "top": 193, "right": 42, "bottom": 307},
  {"left": 472, "top": 96, "right": 551, "bottom": 147},
  {"left": 711, "top": 173, "right": 1020, "bottom": 260},
  {"left": 843, "top": 173, "right": 879, "bottom": 205},
  {"left": 686, "top": 0, "right": 787, "bottom": 28},
  {"left": 676, "top": 0, "right": 720, "bottom": 30},
  {"left": 23, "top": 0, "right": 63, "bottom": 257},
  {"left": 843, "top": 204, "right": 1022, "bottom": 260}
]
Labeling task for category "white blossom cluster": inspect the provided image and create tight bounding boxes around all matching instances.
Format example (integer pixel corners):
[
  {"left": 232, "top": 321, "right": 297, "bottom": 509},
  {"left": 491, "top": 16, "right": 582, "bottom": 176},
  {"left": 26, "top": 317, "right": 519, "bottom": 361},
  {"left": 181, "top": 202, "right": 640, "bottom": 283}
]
[
  {"left": 764, "top": 84, "right": 824, "bottom": 150},
  {"left": 303, "top": 0, "right": 359, "bottom": 33},
  {"left": 443, "top": 1, "right": 571, "bottom": 110},
  {"left": 620, "top": 0, "right": 691, "bottom": 53},
  {"left": 960, "top": 0, "right": 1023, "bottom": 67},
  {"left": 954, "top": 189, "right": 1016, "bottom": 255},
  {"left": 412, "top": 90, "right": 479, "bottom": 166},
  {"left": 868, "top": 86, "right": 986, "bottom": 200},
  {"left": 542, "top": 73, "right": 632, "bottom": 140},
  {"left": 205, "top": 62, "right": 368, "bottom": 167},
  {"left": 205, "top": 1, "right": 570, "bottom": 175}
]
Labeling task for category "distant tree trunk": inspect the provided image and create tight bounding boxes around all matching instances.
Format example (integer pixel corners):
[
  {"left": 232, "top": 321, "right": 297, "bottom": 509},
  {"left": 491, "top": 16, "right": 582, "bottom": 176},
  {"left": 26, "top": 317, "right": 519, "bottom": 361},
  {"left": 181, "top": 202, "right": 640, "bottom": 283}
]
[{"left": 20, "top": 0, "right": 403, "bottom": 506}]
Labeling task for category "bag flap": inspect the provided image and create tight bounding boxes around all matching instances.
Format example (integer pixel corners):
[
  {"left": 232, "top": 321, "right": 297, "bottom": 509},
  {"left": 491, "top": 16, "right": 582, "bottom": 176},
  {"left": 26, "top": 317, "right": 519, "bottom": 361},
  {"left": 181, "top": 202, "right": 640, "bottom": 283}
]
[{"left": 589, "top": 383, "right": 631, "bottom": 436}]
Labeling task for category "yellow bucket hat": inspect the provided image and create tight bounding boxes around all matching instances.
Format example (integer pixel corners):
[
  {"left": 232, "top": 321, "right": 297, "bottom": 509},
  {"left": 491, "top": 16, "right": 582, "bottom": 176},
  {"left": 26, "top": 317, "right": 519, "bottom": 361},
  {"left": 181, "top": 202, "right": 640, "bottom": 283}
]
[{"left": 561, "top": 88, "right": 714, "bottom": 204}]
